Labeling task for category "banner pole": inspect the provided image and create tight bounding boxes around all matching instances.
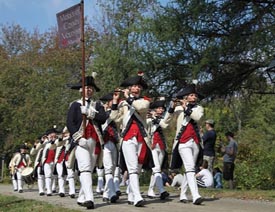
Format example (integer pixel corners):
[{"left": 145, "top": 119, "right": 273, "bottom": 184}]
[{"left": 81, "top": 0, "right": 86, "bottom": 134}]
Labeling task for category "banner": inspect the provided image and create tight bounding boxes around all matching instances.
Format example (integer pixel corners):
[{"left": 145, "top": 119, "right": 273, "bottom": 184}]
[{"left": 56, "top": 3, "right": 81, "bottom": 48}]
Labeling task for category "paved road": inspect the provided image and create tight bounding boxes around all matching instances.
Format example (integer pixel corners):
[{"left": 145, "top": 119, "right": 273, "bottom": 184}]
[{"left": 0, "top": 183, "right": 274, "bottom": 212}]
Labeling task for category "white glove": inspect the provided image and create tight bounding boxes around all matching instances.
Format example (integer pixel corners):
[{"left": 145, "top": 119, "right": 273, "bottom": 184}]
[
  {"left": 78, "top": 138, "right": 88, "bottom": 149},
  {"left": 80, "top": 106, "right": 88, "bottom": 115}
]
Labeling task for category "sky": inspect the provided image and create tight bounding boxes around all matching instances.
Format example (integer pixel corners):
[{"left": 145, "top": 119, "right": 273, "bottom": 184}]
[{"left": 0, "top": 0, "right": 100, "bottom": 33}]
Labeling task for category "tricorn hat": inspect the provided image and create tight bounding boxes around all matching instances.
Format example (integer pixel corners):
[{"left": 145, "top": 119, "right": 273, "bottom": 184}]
[
  {"left": 69, "top": 73, "right": 100, "bottom": 92},
  {"left": 99, "top": 92, "right": 113, "bottom": 102},
  {"left": 45, "top": 126, "right": 62, "bottom": 135},
  {"left": 150, "top": 97, "right": 166, "bottom": 109},
  {"left": 176, "top": 84, "right": 204, "bottom": 99},
  {"left": 20, "top": 144, "right": 29, "bottom": 150},
  {"left": 120, "top": 71, "right": 148, "bottom": 89}
]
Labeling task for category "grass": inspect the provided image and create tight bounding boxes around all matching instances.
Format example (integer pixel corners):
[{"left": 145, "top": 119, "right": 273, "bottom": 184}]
[
  {"left": 140, "top": 185, "right": 275, "bottom": 202},
  {"left": 0, "top": 195, "right": 80, "bottom": 212}
]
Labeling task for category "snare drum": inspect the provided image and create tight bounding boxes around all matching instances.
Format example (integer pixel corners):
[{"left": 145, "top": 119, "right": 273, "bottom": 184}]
[{"left": 21, "top": 167, "right": 35, "bottom": 185}]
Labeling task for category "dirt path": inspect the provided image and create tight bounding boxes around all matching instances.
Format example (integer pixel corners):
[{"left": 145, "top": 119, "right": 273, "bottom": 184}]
[{"left": 0, "top": 183, "right": 274, "bottom": 212}]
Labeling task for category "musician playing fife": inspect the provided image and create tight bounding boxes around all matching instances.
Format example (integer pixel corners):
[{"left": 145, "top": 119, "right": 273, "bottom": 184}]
[
  {"left": 110, "top": 72, "right": 152, "bottom": 207},
  {"left": 30, "top": 134, "right": 48, "bottom": 196},
  {"left": 12, "top": 144, "right": 32, "bottom": 193},
  {"left": 100, "top": 92, "right": 121, "bottom": 203},
  {"left": 146, "top": 98, "right": 170, "bottom": 200},
  {"left": 163, "top": 84, "right": 204, "bottom": 205}
]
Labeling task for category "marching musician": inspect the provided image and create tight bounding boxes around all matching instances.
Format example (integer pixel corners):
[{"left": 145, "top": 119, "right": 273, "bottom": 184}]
[
  {"left": 110, "top": 72, "right": 152, "bottom": 207},
  {"left": 31, "top": 134, "right": 47, "bottom": 196},
  {"left": 12, "top": 143, "right": 32, "bottom": 193},
  {"left": 63, "top": 126, "right": 76, "bottom": 198},
  {"left": 146, "top": 97, "right": 170, "bottom": 200},
  {"left": 67, "top": 74, "right": 107, "bottom": 210},
  {"left": 54, "top": 127, "right": 70, "bottom": 198},
  {"left": 9, "top": 148, "right": 20, "bottom": 191},
  {"left": 163, "top": 84, "right": 204, "bottom": 205},
  {"left": 100, "top": 92, "right": 121, "bottom": 203},
  {"left": 41, "top": 127, "right": 61, "bottom": 196}
]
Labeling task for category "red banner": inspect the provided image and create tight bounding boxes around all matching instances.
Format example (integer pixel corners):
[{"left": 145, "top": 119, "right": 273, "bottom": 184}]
[{"left": 56, "top": 3, "right": 81, "bottom": 48}]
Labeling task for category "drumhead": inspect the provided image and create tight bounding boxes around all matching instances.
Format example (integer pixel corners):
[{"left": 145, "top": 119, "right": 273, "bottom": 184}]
[{"left": 21, "top": 167, "right": 34, "bottom": 176}]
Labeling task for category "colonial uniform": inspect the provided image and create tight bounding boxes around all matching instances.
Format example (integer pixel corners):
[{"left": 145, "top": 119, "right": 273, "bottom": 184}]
[
  {"left": 31, "top": 135, "right": 47, "bottom": 195},
  {"left": 110, "top": 73, "right": 152, "bottom": 207},
  {"left": 67, "top": 75, "right": 107, "bottom": 209},
  {"left": 12, "top": 144, "right": 32, "bottom": 193},
  {"left": 41, "top": 128, "right": 60, "bottom": 196},
  {"left": 163, "top": 84, "right": 204, "bottom": 205},
  {"left": 100, "top": 93, "right": 120, "bottom": 203},
  {"left": 9, "top": 151, "right": 20, "bottom": 191},
  {"left": 54, "top": 128, "right": 70, "bottom": 197},
  {"left": 146, "top": 99, "right": 170, "bottom": 200}
]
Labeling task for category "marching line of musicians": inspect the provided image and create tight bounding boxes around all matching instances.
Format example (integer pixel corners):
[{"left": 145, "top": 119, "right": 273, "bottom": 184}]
[{"left": 9, "top": 71, "right": 205, "bottom": 209}]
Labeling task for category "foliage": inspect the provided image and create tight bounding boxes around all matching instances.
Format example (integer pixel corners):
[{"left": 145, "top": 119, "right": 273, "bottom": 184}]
[{"left": 1, "top": 0, "right": 275, "bottom": 190}]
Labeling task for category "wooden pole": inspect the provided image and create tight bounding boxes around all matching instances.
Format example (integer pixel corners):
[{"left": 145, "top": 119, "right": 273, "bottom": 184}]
[{"left": 80, "top": 0, "right": 86, "bottom": 134}]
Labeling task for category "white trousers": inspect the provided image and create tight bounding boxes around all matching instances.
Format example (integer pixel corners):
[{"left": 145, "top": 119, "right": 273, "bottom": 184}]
[
  {"left": 16, "top": 168, "right": 24, "bottom": 191},
  {"left": 44, "top": 162, "right": 54, "bottom": 194},
  {"left": 103, "top": 141, "right": 117, "bottom": 198},
  {"left": 56, "top": 162, "right": 65, "bottom": 194},
  {"left": 148, "top": 145, "right": 166, "bottom": 196},
  {"left": 37, "top": 166, "right": 45, "bottom": 193},
  {"left": 96, "top": 167, "right": 104, "bottom": 193},
  {"left": 178, "top": 139, "right": 201, "bottom": 202},
  {"left": 114, "top": 166, "right": 121, "bottom": 192},
  {"left": 75, "top": 138, "right": 96, "bottom": 203},
  {"left": 65, "top": 161, "right": 76, "bottom": 195},
  {"left": 122, "top": 137, "right": 143, "bottom": 205},
  {"left": 11, "top": 174, "right": 18, "bottom": 191}
]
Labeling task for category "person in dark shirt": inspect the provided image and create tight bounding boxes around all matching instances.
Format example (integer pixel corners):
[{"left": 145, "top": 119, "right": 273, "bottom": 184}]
[{"left": 201, "top": 119, "right": 216, "bottom": 174}]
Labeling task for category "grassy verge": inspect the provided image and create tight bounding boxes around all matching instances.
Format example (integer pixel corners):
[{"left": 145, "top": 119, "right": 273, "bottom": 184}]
[
  {"left": 0, "top": 194, "right": 80, "bottom": 212},
  {"left": 140, "top": 186, "right": 275, "bottom": 202}
]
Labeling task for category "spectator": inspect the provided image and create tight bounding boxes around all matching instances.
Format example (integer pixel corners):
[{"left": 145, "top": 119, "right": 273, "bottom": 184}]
[
  {"left": 221, "top": 131, "right": 238, "bottom": 189},
  {"left": 195, "top": 160, "right": 214, "bottom": 188},
  {"left": 201, "top": 119, "right": 216, "bottom": 174},
  {"left": 170, "top": 170, "right": 184, "bottom": 188},
  {"left": 213, "top": 167, "right": 223, "bottom": 189}
]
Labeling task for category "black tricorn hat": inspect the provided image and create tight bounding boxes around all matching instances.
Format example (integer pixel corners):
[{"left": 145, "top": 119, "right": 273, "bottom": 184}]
[
  {"left": 99, "top": 92, "right": 113, "bottom": 101},
  {"left": 150, "top": 98, "right": 166, "bottom": 109},
  {"left": 20, "top": 144, "right": 29, "bottom": 150},
  {"left": 176, "top": 84, "right": 204, "bottom": 99},
  {"left": 69, "top": 75, "right": 100, "bottom": 92},
  {"left": 45, "top": 126, "right": 62, "bottom": 135},
  {"left": 120, "top": 71, "right": 148, "bottom": 89}
]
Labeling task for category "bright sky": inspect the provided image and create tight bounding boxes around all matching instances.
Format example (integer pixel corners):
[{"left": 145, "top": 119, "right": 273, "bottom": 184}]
[{"left": 0, "top": 0, "right": 100, "bottom": 33}]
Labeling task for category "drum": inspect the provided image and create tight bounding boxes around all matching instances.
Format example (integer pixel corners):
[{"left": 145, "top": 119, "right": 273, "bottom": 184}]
[{"left": 21, "top": 167, "right": 35, "bottom": 185}]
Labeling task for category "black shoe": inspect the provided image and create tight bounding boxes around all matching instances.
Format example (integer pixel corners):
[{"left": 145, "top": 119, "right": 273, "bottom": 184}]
[
  {"left": 127, "top": 201, "right": 134, "bottom": 205},
  {"left": 110, "top": 195, "right": 119, "bottom": 203},
  {"left": 193, "top": 197, "right": 203, "bottom": 205},
  {"left": 47, "top": 194, "right": 52, "bottom": 196},
  {"left": 39, "top": 192, "right": 45, "bottom": 196},
  {"left": 77, "top": 202, "right": 85, "bottom": 207},
  {"left": 180, "top": 199, "right": 188, "bottom": 203},
  {"left": 14, "top": 189, "right": 18, "bottom": 192},
  {"left": 18, "top": 190, "right": 23, "bottom": 193},
  {"left": 147, "top": 195, "right": 156, "bottom": 199},
  {"left": 59, "top": 193, "right": 65, "bottom": 197},
  {"left": 84, "top": 201, "right": 94, "bottom": 209},
  {"left": 135, "top": 200, "right": 145, "bottom": 207},
  {"left": 70, "top": 194, "right": 75, "bottom": 198},
  {"left": 160, "top": 191, "right": 170, "bottom": 200},
  {"left": 52, "top": 190, "right": 57, "bottom": 193},
  {"left": 102, "top": 197, "right": 109, "bottom": 202},
  {"left": 116, "top": 191, "right": 121, "bottom": 196}
]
